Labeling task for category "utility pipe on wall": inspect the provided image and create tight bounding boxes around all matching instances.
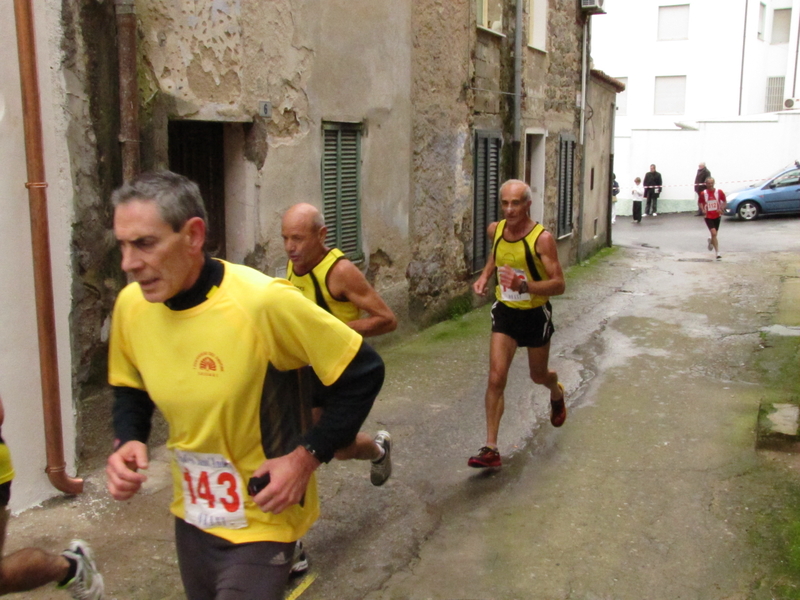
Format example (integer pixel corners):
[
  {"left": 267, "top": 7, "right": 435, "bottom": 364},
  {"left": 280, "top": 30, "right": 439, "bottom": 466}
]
[
  {"left": 115, "top": 0, "right": 140, "bottom": 181},
  {"left": 512, "top": 0, "right": 523, "bottom": 176},
  {"left": 13, "top": 0, "right": 83, "bottom": 495}
]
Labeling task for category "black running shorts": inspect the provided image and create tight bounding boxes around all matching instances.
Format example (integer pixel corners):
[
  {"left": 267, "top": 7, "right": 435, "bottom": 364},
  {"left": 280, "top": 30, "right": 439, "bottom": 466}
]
[
  {"left": 490, "top": 301, "right": 554, "bottom": 348},
  {"left": 0, "top": 482, "right": 9, "bottom": 508},
  {"left": 174, "top": 517, "right": 294, "bottom": 600},
  {"left": 705, "top": 217, "right": 721, "bottom": 231}
]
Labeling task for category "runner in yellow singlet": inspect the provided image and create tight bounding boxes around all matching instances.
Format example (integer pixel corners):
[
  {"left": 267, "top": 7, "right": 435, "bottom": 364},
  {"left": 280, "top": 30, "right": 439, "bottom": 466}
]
[{"left": 470, "top": 179, "right": 567, "bottom": 468}]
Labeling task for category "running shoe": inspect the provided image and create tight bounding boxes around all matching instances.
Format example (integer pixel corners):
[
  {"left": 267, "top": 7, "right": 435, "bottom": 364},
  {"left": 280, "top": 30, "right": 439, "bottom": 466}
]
[
  {"left": 289, "top": 540, "right": 309, "bottom": 578},
  {"left": 60, "top": 540, "right": 104, "bottom": 600},
  {"left": 707, "top": 238, "right": 713, "bottom": 251},
  {"left": 550, "top": 383, "right": 567, "bottom": 428},
  {"left": 716, "top": 254, "right": 722, "bottom": 260},
  {"left": 370, "top": 430, "right": 392, "bottom": 486},
  {"left": 468, "top": 446, "right": 501, "bottom": 468}
]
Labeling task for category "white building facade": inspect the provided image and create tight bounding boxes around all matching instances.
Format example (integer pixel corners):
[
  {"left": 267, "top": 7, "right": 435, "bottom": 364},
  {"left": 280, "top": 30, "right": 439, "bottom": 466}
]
[{"left": 592, "top": 0, "right": 800, "bottom": 212}]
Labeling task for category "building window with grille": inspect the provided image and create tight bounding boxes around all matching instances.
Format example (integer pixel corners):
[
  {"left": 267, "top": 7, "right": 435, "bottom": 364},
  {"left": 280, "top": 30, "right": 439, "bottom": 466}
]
[
  {"left": 765, "top": 76, "right": 785, "bottom": 112},
  {"left": 473, "top": 131, "right": 502, "bottom": 272},
  {"left": 322, "top": 121, "right": 362, "bottom": 261},
  {"left": 557, "top": 133, "right": 576, "bottom": 239}
]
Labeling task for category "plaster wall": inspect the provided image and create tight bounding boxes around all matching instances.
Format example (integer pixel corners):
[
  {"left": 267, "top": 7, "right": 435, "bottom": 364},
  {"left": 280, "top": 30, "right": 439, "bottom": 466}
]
[
  {"left": 137, "top": 0, "right": 413, "bottom": 318},
  {"left": 0, "top": 1, "right": 78, "bottom": 512}
]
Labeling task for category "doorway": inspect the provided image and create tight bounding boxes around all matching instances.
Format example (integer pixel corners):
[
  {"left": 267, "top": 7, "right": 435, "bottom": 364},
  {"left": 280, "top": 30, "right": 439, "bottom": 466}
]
[
  {"left": 525, "top": 131, "right": 546, "bottom": 224},
  {"left": 168, "top": 120, "right": 226, "bottom": 258}
]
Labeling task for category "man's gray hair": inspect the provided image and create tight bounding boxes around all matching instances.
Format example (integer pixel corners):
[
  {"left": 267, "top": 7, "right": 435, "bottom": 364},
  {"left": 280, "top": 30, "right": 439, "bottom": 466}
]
[
  {"left": 499, "top": 179, "right": 532, "bottom": 203},
  {"left": 111, "top": 170, "right": 207, "bottom": 232}
]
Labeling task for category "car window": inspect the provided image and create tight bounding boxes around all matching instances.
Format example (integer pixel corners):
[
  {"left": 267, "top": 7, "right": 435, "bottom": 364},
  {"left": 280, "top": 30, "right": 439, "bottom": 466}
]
[{"left": 773, "top": 169, "right": 800, "bottom": 188}]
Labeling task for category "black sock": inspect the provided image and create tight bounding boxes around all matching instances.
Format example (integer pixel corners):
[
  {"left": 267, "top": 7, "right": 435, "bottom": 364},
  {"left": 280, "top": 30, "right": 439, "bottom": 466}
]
[{"left": 59, "top": 555, "right": 78, "bottom": 586}]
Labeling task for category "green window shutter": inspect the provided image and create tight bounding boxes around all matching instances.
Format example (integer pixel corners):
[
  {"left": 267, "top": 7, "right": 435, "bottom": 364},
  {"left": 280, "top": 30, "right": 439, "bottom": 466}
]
[
  {"left": 322, "top": 123, "right": 362, "bottom": 261},
  {"left": 473, "top": 131, "right": 502, "bottom": 272},
  {"left": 557, "top": 134, "right": 575, "bottom": 238}
]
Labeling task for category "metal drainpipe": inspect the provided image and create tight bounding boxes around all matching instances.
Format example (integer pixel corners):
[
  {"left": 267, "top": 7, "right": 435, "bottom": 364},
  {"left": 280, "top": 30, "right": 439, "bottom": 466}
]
[
  {"left": 513, "top": 0, "right": 523, "bottom": 177},
  {"left": 115, "top": 0, "right": 140, "bottom": 181},
  {"left": 577, "top": 16, "right": 589, "bottom": 262},
  {"left": 13, "top": 0, "right": 83, "bottom": 495}
]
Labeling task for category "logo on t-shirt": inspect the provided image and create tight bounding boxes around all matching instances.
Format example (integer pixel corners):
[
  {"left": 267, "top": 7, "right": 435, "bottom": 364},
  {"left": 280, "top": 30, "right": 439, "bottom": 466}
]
[{"left": 193, "top": 352, "right": 225, "bottom": 377}]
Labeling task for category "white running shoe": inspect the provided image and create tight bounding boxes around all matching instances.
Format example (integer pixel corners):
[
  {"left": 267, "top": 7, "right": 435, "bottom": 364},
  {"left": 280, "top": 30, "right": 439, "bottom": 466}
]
[
  {"left": 370, "top": 431, "right": 392, "bottom": 486},
  {"left": 60, "top": 540, "right": 104, "bottom": 600},
  {"left": 289, "top": 540, "right": 309, "bottom": 578}
]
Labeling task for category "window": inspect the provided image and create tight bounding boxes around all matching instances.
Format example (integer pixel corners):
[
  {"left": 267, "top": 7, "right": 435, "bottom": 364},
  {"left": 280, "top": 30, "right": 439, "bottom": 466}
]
[
  {"left": 557, "top": 133, "right": 576, "bottom": 239},
  {"left": 654, "top": 75, "right": 686, "bottom": 114},
  {"left": 477, "top": 0, "right": 503, "bottom": 33},
  {"left": 528, "top": 0, "right": 547, "bottom": 51},
  {"left": 322, "top": 122, "right": 362, "bottom": 261},
  {"left": 765, "top": 76, "right": 785, "bottom": 112},
  {"left": 773, "top": 169, "right": 800, "bottom": 187},
  {"left": 657, "top": 4, "right": 690, "bottom": 41},
  {"left": 616, "top": 77, "right": 628, "bottom": 116},
  {"left": 771, "top": 9, "right": 791, "bottom": 44},
  {"left": 758, "top": 3, "right": 766, "bottom": 41},
  {"left": 473, "top": 131, "right": 502, "bottom": 272}
]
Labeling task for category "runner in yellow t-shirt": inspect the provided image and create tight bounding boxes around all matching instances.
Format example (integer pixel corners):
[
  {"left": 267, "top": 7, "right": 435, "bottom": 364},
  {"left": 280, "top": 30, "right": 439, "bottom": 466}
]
[
  {"left": 105, "top": 171, "right": 384, "bottom": 600},
  {"left": 0, "top": 395, "right": 103, "bottom": 598}
]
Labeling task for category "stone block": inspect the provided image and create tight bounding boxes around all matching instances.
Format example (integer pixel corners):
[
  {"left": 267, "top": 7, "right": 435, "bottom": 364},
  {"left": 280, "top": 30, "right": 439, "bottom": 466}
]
[{"left": 756, "top": 402, "right": 800, "bottom": 452}]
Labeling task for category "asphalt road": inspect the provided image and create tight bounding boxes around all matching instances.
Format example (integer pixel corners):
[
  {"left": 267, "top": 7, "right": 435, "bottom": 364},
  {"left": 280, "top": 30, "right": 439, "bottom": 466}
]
[{"left": 5, "top": 211, "right": 800, "bottom": 600}]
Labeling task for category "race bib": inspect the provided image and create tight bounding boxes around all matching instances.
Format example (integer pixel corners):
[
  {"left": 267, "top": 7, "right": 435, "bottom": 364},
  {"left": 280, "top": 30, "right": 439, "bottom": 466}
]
[
  {"left": 176, "top": 450, "right": 247, "bottom": 530},
  {"left": 705, "top": 198, "right": 719, "bottom": 213},
  {"left": 500, "top": 268, "right": 531, "bottom": 302}
]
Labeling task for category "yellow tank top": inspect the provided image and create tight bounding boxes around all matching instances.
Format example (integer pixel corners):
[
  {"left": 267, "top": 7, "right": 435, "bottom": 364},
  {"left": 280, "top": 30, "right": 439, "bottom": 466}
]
[
  {"left": 287, "top": 249, "right": 361, "bottom": 324},
  {"left": 492, "top": 220, "right": 550, "bottom": 309}
]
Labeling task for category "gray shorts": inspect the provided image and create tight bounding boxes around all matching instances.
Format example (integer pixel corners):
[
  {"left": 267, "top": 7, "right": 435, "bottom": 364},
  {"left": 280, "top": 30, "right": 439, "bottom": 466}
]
[{"left": 174, "top": 517, "right": 294, "bottom": 600}]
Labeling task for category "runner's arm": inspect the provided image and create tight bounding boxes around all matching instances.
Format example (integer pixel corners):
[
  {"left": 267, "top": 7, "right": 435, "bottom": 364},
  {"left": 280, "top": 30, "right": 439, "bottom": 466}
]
[
  {"left": 328, "top": 260, "right": 397, "bottom": 337},
  {"left": 473, "top": 222, "right": 499, "bottom": 296},
  {"left": 530, "top": 231, "right": 566, "bottom": 297}
]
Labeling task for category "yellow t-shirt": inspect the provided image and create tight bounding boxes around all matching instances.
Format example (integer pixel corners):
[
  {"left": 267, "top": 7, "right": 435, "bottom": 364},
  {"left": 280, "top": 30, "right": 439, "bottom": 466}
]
[
  {"left": 108, "top": 261, "right": 362, "bottom": 544},
  {"left": 287, "top": 249, "right": 361, "bottom": 324},
  {"left": 493, "top": 220, "right": 550, "bottom": 310}
]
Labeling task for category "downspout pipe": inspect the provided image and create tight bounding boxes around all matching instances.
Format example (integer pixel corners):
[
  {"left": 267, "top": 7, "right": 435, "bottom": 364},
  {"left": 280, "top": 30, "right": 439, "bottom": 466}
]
[
  {"left": 577, "top": 16, "right": 589, "bottom": 262},
  {"left": 13, "top": 0, "right": 83, "bottom": 495},
  {"left": 512, "top": 0, "right": 523, "bottom": 177},
  {"left": 115, "top": 0, "right": 140, "bottom": 181}
]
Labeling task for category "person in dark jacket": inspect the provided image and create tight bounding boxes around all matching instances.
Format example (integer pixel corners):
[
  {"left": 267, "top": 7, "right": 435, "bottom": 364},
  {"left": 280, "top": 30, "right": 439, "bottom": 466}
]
[
  {"left": 643, "top": 164, "right": 662, "bottom": 216},
  {"left": 694, "top": 162, "right": 711, "bottom": 216}
]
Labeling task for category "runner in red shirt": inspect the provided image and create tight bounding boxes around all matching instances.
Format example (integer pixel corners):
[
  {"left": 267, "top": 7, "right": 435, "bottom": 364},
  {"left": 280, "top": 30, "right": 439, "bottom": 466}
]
[{"left": 698, "top": 177, "right": 726, "bottom": 260}]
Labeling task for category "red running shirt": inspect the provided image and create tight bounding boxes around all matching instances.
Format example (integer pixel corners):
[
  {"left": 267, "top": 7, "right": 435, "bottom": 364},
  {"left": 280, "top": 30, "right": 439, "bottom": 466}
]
[{"left": 700, "top": 189, "right": 726, "bottom": 219}]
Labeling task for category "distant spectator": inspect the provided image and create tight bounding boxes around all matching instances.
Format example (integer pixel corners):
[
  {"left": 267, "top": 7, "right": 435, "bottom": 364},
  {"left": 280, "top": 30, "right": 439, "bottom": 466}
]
[
  {"left": 694, "top": 162, "right": 711, "bottom": 216},
  {"left": 643, "top": 164, "right": 662, "bottom": 217},
  {"left": 631, "top": 177, "right": 644, "bottom": 223},
  {"left": 611, "top": 174, "right": 620, "bottom": 224}
]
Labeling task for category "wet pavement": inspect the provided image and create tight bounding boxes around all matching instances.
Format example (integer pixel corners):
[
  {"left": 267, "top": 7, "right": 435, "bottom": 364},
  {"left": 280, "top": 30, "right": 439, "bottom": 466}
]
[{"left": 5, "top": 212, "right": 800, "bottom": 599}]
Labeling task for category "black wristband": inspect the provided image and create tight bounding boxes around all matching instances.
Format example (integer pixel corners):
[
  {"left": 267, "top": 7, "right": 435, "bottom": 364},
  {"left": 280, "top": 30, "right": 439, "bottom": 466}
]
[{"left": 519, "top": 281, "right": 528, "bottom": 294}]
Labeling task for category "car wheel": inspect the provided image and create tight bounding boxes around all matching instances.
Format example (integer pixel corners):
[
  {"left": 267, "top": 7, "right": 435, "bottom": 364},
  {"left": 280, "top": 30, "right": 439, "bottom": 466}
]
[{"left": 737, "top": 200, "right": 759, "bottom": 221}]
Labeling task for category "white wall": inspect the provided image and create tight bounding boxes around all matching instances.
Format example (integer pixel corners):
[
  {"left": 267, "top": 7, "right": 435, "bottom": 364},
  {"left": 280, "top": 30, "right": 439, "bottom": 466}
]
[
  {"left": 593, "top": 0, "right": 800, "bottom": 213},
  {"left": 0, "top": 2, "right": 77, "bottom": 512}
]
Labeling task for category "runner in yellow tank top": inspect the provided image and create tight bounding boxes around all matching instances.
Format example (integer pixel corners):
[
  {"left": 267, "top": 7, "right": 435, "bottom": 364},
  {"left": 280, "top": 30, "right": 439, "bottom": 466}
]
[
  {"left": 282, "top": 202, "right": 397, "bottom": 576},
  {"left": 470, "top": 179, "right": 567, "bottom": 469}
]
